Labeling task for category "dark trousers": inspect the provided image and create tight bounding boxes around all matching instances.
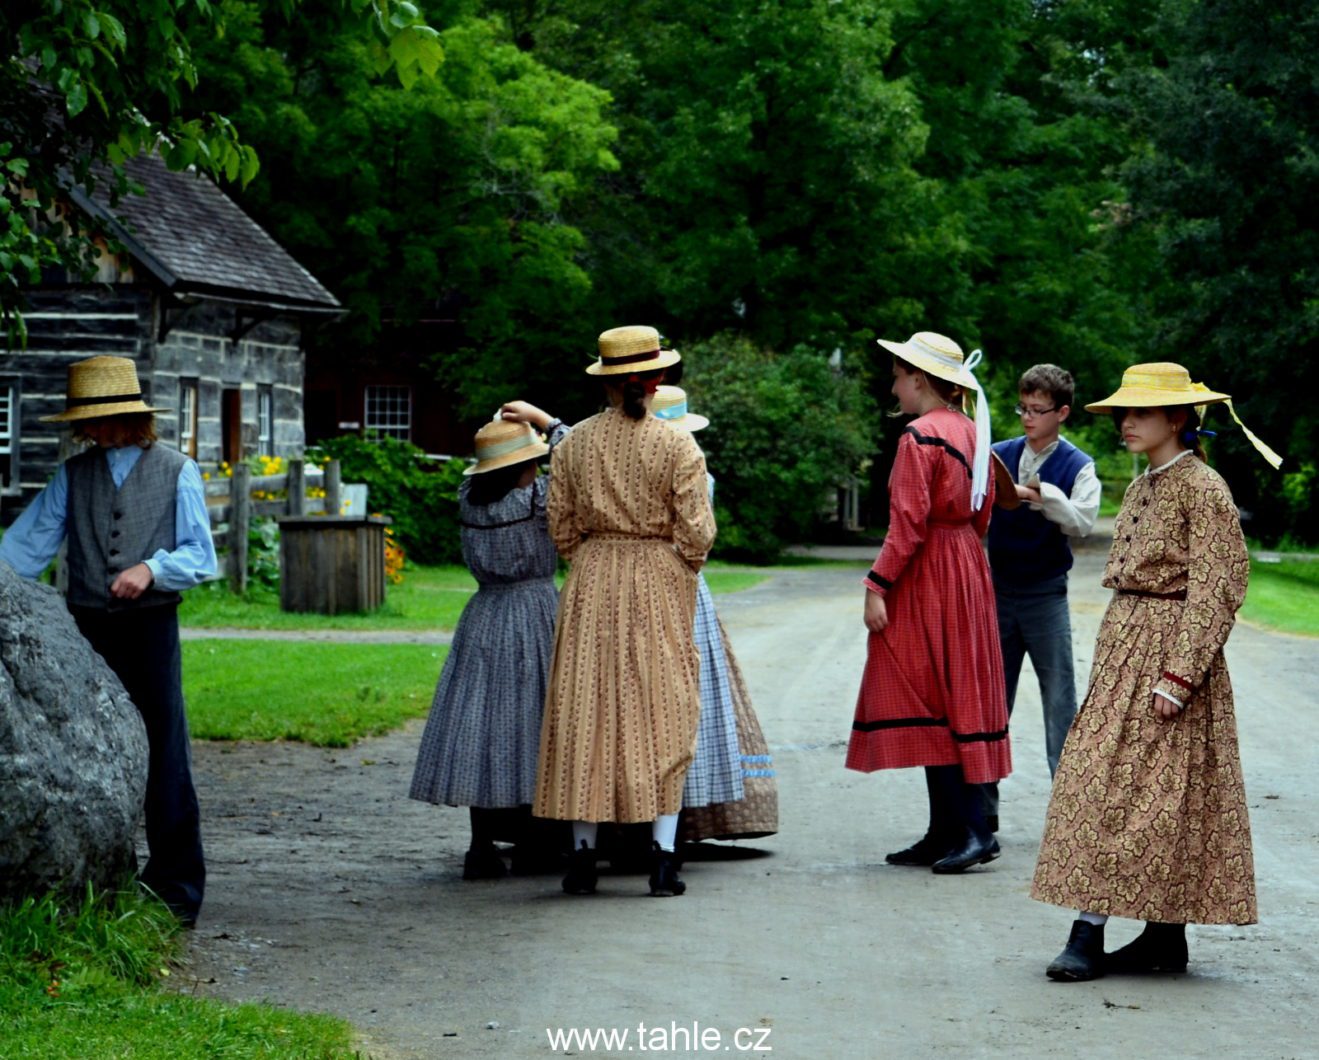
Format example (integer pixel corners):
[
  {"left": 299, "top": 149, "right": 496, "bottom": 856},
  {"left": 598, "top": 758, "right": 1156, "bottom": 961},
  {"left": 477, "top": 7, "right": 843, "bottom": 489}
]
[
  {"left": 924, "top": 764, "right": 990, "bottom": 844},
  {"left": 72, "top": 603, "right": 205, "bottom": 921}
]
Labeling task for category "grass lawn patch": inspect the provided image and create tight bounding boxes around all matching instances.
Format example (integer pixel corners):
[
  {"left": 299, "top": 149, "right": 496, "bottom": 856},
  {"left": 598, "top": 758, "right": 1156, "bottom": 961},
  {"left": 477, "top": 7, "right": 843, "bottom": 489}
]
[
  {"left": 1241, "top": 559, "right": 1319, "bottom": 637},
  {"left": 182, "top": 562, "right": 768, "bottom": 633},
  {"left": 180, "top": 565, "right": 477, "bottom": 631},
  {"left": 0, "top": 888, "right": 354, "bottom": 1059},
  {"left": 185, "top": 641, "right": 446, "bottom": 746}
]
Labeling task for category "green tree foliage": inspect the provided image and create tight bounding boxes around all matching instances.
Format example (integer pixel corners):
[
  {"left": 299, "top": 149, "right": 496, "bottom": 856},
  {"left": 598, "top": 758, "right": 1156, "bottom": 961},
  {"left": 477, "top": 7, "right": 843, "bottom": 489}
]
[
  {"left": 494, "top": 0, "right": 935, "bottom": 353},
  {"left": 310, "top": 433, "right": 468, "bottom": 563},
  {"left": 1118, "top": 0, "right": 1318, "bottom": 540},
  {"left": 186, "top": 1, "right": 618, "bottom": 416},
  {"left": 0, "top": 0, "right": 440, "bottom": 342},
  {"left": 681, "top": 336, "right": 878, "bottom": 560}
]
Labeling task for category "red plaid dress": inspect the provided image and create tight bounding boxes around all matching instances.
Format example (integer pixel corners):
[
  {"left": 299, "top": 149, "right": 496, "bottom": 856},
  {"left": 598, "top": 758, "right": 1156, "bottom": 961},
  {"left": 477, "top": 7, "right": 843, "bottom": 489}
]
[{"left": 846, "top": 407, "right": 1011, "bottom": 784}]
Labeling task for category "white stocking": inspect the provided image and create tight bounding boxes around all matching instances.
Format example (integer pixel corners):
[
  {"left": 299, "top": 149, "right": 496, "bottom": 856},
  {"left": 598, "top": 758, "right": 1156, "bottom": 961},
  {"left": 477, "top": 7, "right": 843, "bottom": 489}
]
[{"left": 652, "top": 813, "right": 680, "bottom": 852}]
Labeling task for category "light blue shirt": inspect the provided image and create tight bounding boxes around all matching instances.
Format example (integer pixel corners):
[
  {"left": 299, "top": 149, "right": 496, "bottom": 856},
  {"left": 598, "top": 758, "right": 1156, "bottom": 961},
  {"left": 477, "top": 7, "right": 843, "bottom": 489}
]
[{"left": 0, "top": 446, "right": 217, "bottom": 590}]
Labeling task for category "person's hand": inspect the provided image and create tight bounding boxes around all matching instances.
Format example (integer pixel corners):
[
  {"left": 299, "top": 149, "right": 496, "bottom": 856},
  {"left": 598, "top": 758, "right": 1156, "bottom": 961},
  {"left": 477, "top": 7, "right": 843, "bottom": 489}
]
[
  {"left": 1015, "top": 484, "right": 1042, "bottom": 505},
  {"left": 500, "top": 401, "right": 552, "bottom": 431},
  {"left": 864, "top": 590, "right": 888, "bottom": 633},
  {"left": 1152, "top": 693, "right": 1181, "bottom": 721},
  {"left": 110, "top": 562, "right": 154, "bottom": 600}
]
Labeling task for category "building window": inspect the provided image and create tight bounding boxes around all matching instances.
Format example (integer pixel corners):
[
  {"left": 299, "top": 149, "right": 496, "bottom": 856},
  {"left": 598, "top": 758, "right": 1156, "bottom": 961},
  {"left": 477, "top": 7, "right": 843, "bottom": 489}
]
[
  {"left": 364, "top": 385, "right": 411, "bottom": 441},
  {"left": 257, "top": 386, "right": 274, "bottom": 457},
  {"left": 179, "top": 379, "right": 199, "bottom": 459},
  {"left": 0, "top": 382, "right": 16, "bottom": 494}
]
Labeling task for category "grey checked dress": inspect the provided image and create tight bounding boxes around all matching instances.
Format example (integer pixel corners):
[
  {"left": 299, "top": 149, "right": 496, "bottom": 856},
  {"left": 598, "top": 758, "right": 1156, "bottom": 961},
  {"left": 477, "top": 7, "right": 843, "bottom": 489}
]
[
  {"left": 409, "top": 424, "right": 567, "bottom": 808},
  {"left": 682, "top": 475, "right": 744, "bottom": 807}
]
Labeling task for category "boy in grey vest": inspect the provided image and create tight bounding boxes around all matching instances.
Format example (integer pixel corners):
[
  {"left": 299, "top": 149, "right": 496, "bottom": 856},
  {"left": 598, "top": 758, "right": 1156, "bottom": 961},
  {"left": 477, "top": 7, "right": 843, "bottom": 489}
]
[{"left": 0, "top": 356, "right": 216, "bottom": 925}]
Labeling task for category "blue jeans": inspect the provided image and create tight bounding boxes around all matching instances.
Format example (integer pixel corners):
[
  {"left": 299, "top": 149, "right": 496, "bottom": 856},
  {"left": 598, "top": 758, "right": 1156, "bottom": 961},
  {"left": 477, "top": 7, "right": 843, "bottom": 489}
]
[{"left": 983, "top": 574, "right": 1079, "bottom": 818}]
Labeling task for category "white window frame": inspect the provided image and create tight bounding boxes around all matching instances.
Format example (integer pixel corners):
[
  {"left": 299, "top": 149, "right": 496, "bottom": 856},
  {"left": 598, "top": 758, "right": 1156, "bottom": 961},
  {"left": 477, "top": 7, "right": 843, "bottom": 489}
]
[
  {"left": 0, "top": 382, "right": 16, "bottom": 495},
  {"left": 364, "top": 384, "right": 412, "bottom": 441},
  {"left": 178, "top": 379, "right": 199, "bottom": 458},
  {"left": 257, "top": 386, "right": 274, "bottom": 457}
]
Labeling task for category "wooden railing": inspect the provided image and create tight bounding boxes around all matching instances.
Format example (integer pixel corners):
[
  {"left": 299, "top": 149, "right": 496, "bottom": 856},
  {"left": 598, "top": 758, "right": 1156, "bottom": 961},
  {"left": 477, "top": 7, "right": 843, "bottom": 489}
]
[{"left": 205, "top": 458, "right": 342, "bottom": 593}]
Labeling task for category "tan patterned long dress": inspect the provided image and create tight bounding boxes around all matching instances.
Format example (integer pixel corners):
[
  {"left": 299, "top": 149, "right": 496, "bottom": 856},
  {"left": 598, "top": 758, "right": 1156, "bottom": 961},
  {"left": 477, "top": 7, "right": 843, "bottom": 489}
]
[
  {"left": 533, "top": 406, "right": 716, "bottom": 823},
  {"left": 1031, "top": 452, "right": 1256, "bottom": 924}
]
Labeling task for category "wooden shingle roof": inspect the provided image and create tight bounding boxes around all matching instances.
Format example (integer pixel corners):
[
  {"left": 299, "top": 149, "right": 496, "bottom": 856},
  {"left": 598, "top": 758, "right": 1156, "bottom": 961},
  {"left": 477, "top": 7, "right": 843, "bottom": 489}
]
[{"left": 69, "top": 153, "right": 340, "bottom": 313}]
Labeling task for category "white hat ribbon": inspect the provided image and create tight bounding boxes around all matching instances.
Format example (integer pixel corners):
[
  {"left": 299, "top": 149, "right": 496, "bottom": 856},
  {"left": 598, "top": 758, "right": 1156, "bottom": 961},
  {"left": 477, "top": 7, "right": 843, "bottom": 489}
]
[{"left": 964, "top": 348, "right": 991, "bottom": 511}]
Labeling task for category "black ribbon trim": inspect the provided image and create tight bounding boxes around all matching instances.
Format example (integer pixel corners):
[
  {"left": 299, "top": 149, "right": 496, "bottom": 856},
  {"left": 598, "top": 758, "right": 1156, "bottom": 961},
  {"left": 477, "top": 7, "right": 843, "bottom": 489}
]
[
  {"left": 852, "top": 717, "right": 948, "bottom": 732},
  {"left": 851, "top": 717, "right": 1009, "bottom": 744},
  {"left": 69, "top": 391, "right": 144, "bottom": 408},
  {"left": 866, "top": 571, "right": 893, "bottom": 590},
  {"left": 599, "top": 348, "right": 663, "bottom": 366},
  {"left": 952, "top": 727, "right": 1010, "bottom": 744},
  {"left": 903, "top": 425, "right": 970, "bottom": 477}
]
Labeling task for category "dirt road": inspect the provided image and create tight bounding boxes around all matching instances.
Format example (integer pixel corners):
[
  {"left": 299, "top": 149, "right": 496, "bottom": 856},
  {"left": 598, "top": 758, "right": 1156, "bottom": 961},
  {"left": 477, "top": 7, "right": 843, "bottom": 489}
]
[{"left": 184, "top": 532, "right": 1319, "bottom": 1058}]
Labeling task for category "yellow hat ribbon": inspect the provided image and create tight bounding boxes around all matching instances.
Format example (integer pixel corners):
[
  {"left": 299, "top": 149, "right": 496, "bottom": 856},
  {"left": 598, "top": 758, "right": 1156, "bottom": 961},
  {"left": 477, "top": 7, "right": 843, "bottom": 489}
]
[{"left": 1186, "top": 382, "right": 1283, "bottom": 470}]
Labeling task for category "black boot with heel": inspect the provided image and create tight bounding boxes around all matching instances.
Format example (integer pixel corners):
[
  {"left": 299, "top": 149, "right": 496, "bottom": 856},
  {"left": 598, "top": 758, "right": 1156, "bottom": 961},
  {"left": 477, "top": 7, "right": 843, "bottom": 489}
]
[
  {"left": 1106, "top": 922, "right": 1188, "bottom": 974},
  {"left": 1046, "top": 919, "right": 1105, "bottom": 981},
  {"left": 561, "top": 840, "right": 598, "bottom": 895},
  {"left": 647, "top": 843, "right": 686, "bottom": 897}
]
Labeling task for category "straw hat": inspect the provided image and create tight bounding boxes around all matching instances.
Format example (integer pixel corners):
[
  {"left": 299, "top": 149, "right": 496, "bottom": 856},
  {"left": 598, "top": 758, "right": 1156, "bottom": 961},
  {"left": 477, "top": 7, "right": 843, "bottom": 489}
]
[
  {"left": 41, "top": 355, "right": 168, "bottom": 422},
  {"left": 651, "top": 385, "right": 708, "bottom": 431},
  {"left": 1084, "top": 362, "right": 1230, "bottom": 413},
  {"left": 877, "top": 332, "right": 981, "bottom": 391},
  {"left": 585, "top": 325, "right": 682, "bottom": 376},
  {"left": 464, "top": 418, "right": 550, "bottom": 476}
]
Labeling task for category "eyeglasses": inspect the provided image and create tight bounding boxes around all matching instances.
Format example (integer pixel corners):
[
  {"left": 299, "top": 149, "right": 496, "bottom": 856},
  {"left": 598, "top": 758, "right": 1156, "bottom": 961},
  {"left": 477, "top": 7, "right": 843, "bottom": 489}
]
[{"left": 1014, "top": 403, "right": 1057, "bottom": 418}]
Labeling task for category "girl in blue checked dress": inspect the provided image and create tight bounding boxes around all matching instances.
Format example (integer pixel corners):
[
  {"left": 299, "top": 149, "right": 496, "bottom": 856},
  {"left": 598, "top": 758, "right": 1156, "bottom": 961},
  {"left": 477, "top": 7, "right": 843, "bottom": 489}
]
[
  {"left": 409, "top": 401, "right": 567, "bottom": 879},
  {"left": 651, "top": 386, "right": 778, "bottom": 843}
]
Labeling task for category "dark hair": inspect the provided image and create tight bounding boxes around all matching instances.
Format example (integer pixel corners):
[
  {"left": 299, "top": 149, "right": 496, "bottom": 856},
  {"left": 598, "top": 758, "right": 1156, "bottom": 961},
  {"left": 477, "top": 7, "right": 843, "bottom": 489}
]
[
  {"left": 72, "top": 413, "right": 157, "bottom": 448},
  {"left": 614, "top": 367, "right": 667, "bottom": 420},
  {"left": 466, "top": 460, "right": 534, "bottom": 505},
  {"left": 1018, "top": 364, "right": 1074, "bottom": 409},
  {"left": 1175, "top": 406, "right": 1206, "bottom": 461}
]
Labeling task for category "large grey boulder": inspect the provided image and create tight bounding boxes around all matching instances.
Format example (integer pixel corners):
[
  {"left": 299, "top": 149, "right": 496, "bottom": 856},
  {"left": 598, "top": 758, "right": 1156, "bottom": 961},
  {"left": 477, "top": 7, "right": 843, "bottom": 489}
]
[{"left": 0, "top": 561, "right": 148, "bottom": 901}]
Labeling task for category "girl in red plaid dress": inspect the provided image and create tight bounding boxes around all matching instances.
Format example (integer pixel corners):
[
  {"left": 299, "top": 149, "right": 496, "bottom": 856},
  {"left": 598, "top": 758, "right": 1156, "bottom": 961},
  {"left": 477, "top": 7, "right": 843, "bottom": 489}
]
[{"left": 847, "top": 332, "right": 1011, "bottom": 874}]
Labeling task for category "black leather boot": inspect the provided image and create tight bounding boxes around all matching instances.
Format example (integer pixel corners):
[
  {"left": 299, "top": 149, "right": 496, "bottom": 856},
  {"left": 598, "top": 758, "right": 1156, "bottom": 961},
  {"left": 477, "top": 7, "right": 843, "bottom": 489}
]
[
  {"left": 1106, "top": 922, "right": 1188, "bottom": 974},
  {"left": 647, "top": 843, "right": 686, "bottom": 897},
  {"left": 1046, "top": 920, "right": 1105, "bottom": 981},
  {"left": 885, "top": 832, "right": 956, "bottom": 866},
  {"left": 930, "top": 830, "right": 1001, "bottom": 874},
  {"left": 561, "top": 840, "right": 598, "bottom": 895}
]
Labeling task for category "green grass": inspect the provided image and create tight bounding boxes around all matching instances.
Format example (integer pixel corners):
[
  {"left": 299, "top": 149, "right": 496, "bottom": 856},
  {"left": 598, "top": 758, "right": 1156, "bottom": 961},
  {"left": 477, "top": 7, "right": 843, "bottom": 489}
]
[
  {"left": 0, "top": 887, "right": 355, "bottom": 1059},
  {"left": 1241, "top": 558, "right": 1319, "bottom": 637},
  {"left": 184, "top": 641, "right": 446, "bottom": 746},
  {"left": 179, "top": 565, "right": 477, "bottom": 631},
  {"left": 181, "top": 562, "right": 768, "bottom": 632}
]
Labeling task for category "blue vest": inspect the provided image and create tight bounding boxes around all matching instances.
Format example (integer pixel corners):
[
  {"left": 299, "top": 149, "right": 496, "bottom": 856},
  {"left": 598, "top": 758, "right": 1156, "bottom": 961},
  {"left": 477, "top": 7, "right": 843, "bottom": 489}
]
[{"left": 987, "top": 436, "right": 1091, "bottom": 585}]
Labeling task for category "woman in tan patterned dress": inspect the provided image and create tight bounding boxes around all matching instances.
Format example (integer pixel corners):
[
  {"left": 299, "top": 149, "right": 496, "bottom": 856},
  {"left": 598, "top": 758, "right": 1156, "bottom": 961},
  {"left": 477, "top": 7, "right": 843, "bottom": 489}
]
[
  {"left": 1033, "top": 362, "right": 1279, "bottom": 982},
  {"left": 534, "top": 326, "right": 716, "bottom": 897}
]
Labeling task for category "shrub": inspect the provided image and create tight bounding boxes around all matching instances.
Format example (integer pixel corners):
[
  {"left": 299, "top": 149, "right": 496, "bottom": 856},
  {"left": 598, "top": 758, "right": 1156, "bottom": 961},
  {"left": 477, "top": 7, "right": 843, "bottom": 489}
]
[
  {"left": 682, "top": 335, "right": 878, "bottom": 560},
  {"left": 309, "top": 434, "right": 468, "bottom": 565}
]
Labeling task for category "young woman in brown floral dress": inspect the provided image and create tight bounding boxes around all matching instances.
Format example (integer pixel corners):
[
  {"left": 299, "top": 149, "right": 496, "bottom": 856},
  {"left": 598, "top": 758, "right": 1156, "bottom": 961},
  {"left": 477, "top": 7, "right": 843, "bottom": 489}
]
[{"left": 1033, "top": 362, "right": 1281, "bottom": 982}]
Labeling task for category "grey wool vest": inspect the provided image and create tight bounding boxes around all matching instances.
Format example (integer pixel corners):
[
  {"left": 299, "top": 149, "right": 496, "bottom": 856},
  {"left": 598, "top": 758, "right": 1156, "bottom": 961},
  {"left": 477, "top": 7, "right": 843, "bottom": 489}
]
[{"left": 65, "top": 443, "right": 188, "bottom": 611}]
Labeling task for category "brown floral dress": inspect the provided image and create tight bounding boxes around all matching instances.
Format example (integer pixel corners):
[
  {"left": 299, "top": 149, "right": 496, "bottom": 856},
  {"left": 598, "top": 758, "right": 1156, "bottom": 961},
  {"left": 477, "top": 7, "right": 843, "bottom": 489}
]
[{"left": 1031, "top": 451, "right": 1257, "bottom": 924}]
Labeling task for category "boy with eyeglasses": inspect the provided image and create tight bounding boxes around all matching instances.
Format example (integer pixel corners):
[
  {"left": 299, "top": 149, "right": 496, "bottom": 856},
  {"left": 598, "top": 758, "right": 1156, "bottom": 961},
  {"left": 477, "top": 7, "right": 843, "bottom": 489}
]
[{"left": 983, "top": 365, "right": 1100, "bottom": 830}]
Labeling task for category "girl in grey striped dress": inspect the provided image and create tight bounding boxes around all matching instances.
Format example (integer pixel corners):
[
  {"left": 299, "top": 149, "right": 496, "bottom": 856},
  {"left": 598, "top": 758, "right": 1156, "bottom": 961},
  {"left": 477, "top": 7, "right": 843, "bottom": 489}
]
[{"left": 409, "top": 401, "right": 566, "bottom": 879}]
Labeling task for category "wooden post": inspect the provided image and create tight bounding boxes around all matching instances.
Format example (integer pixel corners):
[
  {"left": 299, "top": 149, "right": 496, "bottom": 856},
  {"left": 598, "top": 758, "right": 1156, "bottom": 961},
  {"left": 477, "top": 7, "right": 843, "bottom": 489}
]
[
  {"left": 324, "top": 459, "right": 341, "bottom": 517},
  {"left": 287, "top": 458, "right": 307, "bottom": 516},
  {"left": 229, "top": 463, "right": 250, "bottom": 594}
]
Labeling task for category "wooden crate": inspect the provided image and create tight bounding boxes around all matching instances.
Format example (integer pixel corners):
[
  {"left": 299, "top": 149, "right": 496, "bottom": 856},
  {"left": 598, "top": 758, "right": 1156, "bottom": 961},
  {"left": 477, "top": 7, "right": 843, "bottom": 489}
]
[{"left": 277, "top": 515, "right": 391, "bottom": 614}]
